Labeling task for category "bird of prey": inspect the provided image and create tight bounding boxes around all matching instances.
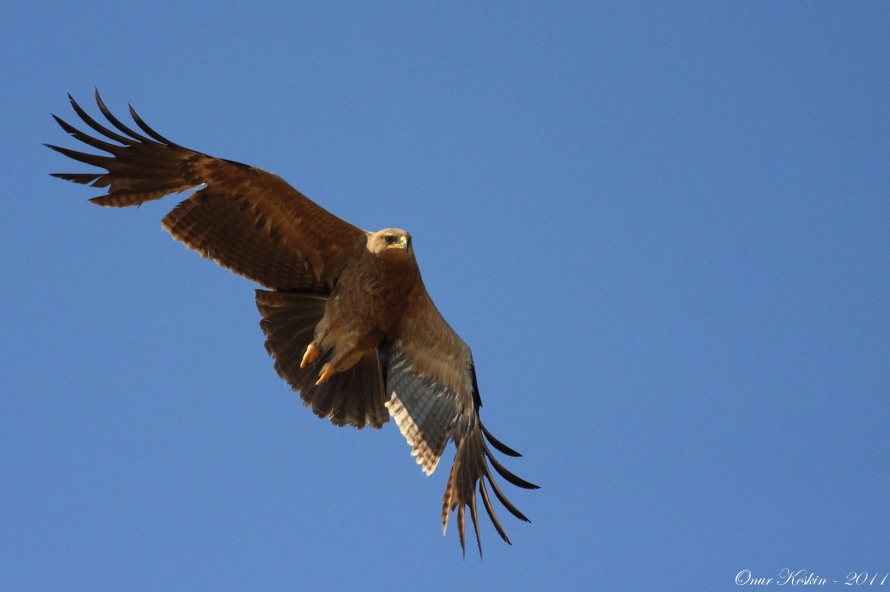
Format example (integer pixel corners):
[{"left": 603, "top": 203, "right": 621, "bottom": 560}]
[{"left": 46, "top": 91, "right": 537, "bottom": 556}]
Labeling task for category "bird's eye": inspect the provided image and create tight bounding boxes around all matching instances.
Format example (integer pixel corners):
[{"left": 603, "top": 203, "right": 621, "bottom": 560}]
[{"left": 385, "top": 235, "right": 396, "bottom": 244}]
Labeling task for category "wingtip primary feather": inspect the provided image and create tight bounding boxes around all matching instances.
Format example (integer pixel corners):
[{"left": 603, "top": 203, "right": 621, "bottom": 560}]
[
  {"left": 479, "top": 478, "right": 512, "bottom": 545},
  {"left": 440, "top": 418, "right": 534, "bottom": 556},
  {"left": 485, "top": 471, "right": 531, "bottom": 523},
  {"left": 51, "top": 113, "right": 75, "bottom": 134},
  {"left": 129, "top": 103, "right": 181, "bottom": 147},
  {"left": 49, "top": 172, "right": 103, "bottom": 185},
  {"left": 66, "top": 92, "right": 132, "bottom": 145},
  {"left": 457, "top": 504, "right": 466, "bottom": 558},
  {"left": 469, "top": 489, "right": 483, "bottom": 559},
  {"left": 94, "top": 89, "right": 152, "bottom": 143},
  {"left": 44, "top": 143, "right": 115, "bottom": 169},
  {"left": 485, "top": 444, "right": 540, "bottom": 490},
  {"left": 481, "top": 422, "right": 523, "bottom": 457}
]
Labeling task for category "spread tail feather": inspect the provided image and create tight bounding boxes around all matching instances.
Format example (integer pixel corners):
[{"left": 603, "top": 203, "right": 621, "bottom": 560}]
[{"left": 256, "top": 290, "right": 388, "bottom": 429}]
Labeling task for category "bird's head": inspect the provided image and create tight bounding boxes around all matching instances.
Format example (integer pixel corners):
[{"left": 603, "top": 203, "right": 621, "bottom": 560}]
[{"left": 369, "top": 228, "right": 412, "bottom": 255}]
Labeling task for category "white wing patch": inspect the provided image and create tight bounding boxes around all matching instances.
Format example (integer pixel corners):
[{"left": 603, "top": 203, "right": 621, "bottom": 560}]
[{"left": 383, "top": 342, "right": 461, "bottom": 475}]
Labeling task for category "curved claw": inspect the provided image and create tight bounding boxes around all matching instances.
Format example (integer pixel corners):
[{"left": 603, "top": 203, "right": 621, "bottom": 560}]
[
  {"left": 316, "top": 363, "right": 336, "bottom": 385},
  {"left": 301, "top": 343, "right": 320, "bottom": 368}
]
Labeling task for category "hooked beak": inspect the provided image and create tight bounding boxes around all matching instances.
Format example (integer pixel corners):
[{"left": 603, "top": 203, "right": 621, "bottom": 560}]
[{"left": 398, "top": 235, "right": 409, "bottom": 250}]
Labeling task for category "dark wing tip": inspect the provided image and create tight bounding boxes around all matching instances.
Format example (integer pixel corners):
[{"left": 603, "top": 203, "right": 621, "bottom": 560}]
[
  {"left": 479, "top": 478, "right": 513, "bottom": 545},
  {"left": 63, "top": 91, "right": 132, "bottom": 145},
  {"left": 444, "top": 419, "right": 536, "bottom": 557},
  {"left": 51, "top": 113, "right": 77, "bottom": 135},
  {"left": 484, "top": 471, "right": 532, "bottom": 524},
  {"left": 128, "top": 103, "right": 180, "bottom": 146},
  {"left": 485, "top": 446, "right": 540, "bottom": 490},
  {"left": 93, "top": 89, "right": 152, "bottom": 143},
  {"left": 49, "top": 172, "right": 103, "bottom": 185},
  {"left": 481, "top": 422, "right": 523, "bottom": 457}
]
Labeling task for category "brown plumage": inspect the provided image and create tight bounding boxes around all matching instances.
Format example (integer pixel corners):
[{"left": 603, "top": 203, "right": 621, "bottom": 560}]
[{"left": 47, "top": 91, "right": 538, "bottom": 556}]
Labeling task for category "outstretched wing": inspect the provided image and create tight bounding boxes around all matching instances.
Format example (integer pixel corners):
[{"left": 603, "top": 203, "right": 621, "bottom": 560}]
[
  {"left": 46, "top": 91, "right": 367, "bottom": 293},
  {"left": 382, "top": 284, "right": 539, "bottom": 556}
]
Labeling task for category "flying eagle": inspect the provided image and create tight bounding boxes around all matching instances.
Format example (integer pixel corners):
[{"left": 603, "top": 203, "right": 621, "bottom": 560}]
[{"left": 46, "top": 91, "right": 537, "bottom": 556}]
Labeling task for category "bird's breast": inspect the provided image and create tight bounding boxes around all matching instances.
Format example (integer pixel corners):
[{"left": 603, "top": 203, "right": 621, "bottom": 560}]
[{"left": 324, "top": 251, "right": 420, "bottom": 342}]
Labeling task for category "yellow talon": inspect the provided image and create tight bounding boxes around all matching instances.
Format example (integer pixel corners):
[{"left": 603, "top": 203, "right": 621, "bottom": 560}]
[
  {"left": 316, "top": 364, "right": 335, "bottom": 385},
  {"left": 301, "top": 343, "right": 320, "bottom": 368}
]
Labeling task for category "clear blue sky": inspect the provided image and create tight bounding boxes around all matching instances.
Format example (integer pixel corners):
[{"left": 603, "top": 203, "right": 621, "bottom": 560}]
[{"left": 2, "top": 2, "right": 887, "bottom": 590}]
